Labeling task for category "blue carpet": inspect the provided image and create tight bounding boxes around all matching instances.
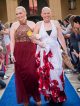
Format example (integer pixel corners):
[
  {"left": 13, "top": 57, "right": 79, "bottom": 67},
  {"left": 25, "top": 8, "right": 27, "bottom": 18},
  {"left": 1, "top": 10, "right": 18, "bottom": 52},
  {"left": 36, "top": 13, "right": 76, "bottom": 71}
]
[{"left": 0, "top": 74, "right": 80, "bottom": 106}]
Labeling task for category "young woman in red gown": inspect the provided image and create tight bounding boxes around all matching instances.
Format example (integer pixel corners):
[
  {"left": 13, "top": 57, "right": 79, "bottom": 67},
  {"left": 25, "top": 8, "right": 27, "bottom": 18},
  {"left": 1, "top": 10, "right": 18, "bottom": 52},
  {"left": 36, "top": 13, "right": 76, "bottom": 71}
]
[{"left": 10, "top": 6, "right": 41, "bottom": 106}]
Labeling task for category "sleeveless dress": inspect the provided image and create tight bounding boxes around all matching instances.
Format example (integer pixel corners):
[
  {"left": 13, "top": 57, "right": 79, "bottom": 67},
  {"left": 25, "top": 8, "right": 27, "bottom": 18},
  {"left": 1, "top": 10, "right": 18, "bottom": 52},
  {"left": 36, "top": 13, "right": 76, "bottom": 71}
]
[
  {"left": 35, "top": 20, "right": 66, "bottom": 103},
  {"left": 14, "top": 23, "right": 40, "bottom": 104}
]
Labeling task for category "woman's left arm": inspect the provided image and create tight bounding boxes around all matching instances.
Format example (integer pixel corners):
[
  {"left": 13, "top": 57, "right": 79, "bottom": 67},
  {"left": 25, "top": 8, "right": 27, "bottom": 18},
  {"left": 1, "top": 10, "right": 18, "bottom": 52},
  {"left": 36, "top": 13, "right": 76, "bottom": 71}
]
[{"left": 57, "top": 23, "right": 68, "bottom": 54}]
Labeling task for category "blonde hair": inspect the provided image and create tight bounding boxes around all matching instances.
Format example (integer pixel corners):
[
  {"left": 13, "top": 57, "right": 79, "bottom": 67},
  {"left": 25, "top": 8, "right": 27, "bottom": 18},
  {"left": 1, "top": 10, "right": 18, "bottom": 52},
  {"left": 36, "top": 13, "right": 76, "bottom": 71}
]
[
  {"left": 41, "top": 7, "right": 51, "bottom": 13},
  {"left": 16, "top": 6, "right": 27, "bottom": 14}
]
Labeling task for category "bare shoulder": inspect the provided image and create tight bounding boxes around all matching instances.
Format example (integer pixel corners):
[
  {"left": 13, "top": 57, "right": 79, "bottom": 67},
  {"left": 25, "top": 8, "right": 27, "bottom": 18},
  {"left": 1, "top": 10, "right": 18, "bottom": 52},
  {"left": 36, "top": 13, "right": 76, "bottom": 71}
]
[
  {"left": 51, "top": 20, "right": 61, "bottom": 29},
  {"left": 11, "top": 21, "right": 20, "bottom": 30},
  {"left": 36, "top": 21, "right": 42, "bottom": 26},
  {"left": 27, "top": 20, "right": 35, "bottom": 30},
  {"left": 27, "top": 20, "right": 35, "bottom": 25},
  {"left": 36, "top": 21, "right": 43, "bottom": 28},
  {"left": 52, "top": 20, "right": 59, "bottom": 26},
  {"left": 33, "top": 21, "right": 43, "bottom": 33}
]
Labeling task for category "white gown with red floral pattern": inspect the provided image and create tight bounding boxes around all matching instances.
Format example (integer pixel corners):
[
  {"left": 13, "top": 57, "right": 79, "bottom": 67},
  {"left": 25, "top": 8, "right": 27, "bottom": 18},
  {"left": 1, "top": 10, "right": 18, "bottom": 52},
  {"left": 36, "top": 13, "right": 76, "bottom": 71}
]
[{"left": 35, "top": 20, "right": 66, "bottom": 103}]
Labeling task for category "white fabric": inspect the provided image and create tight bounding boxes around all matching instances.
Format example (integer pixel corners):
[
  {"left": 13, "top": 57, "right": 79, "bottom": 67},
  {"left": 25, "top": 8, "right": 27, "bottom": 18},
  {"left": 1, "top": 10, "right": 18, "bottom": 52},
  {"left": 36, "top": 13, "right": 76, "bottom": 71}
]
[
  {"left": 4, "top": 34, "right": 10, "bottom": 45},
  {"left": 62, "top": 23, "right": 72, "bottom": 35},
  {"left": 36, "top": 20, "right": 64, "bottom": 90},
  {"left": 36, "top": 20, "right": 63, "bottom": 69}
]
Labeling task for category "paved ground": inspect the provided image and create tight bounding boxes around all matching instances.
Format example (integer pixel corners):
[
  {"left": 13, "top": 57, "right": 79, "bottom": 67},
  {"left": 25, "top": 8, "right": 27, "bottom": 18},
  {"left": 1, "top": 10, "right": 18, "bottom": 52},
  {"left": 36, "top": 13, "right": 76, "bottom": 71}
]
[
  {"left": 0, "top": 64, "right": 14, "bottom": 99},
  {"left": 0, "top": 64, "right": 80, "bottom": 99},
  {"left": 65, "top": 69, "right": 80, "bottom": 97}
]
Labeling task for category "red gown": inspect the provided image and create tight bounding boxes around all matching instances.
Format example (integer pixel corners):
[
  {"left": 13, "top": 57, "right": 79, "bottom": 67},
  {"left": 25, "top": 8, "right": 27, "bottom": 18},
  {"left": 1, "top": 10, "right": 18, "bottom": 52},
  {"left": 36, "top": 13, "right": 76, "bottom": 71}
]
[{"left": 14, "top": 23, "right": 40, "bottom": 104}]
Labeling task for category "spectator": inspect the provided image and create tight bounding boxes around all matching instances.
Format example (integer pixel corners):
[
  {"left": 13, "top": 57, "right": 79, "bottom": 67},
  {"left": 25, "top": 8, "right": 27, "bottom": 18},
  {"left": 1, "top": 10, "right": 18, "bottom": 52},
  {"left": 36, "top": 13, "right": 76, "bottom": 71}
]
[
  {"left": 69, "top": 16, "right": 80, "bottom": 73},
  {"left": 0, "top": 71, "right": 6, "bottom": 89},
  {"left": 0, "top": 45, "right": 9, "bottom": 80},
  {"left": 0, "top": 21, "right": 7, "bottom": 56},
  {"left": 2, "top": 24, "right": 11, "bottom": 68},
  {"left": 70, "top": 16, "right": 80, "bottom": 92}
]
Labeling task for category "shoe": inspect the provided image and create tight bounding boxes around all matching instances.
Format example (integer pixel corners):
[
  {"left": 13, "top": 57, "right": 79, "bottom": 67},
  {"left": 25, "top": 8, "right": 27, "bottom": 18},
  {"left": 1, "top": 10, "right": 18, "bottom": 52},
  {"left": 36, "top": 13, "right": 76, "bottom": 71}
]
[
  {"left": 73, "top": 69, "right": 80, "bottom": 74},
  {"left": 77, "top": 88, "right": 80, "bottom": 92},
  {"left": 65, "top": 69, "right": 72, "bottom": 74},
  {"left": 2, "top": 75, "right": 9, "bottom": 80}
]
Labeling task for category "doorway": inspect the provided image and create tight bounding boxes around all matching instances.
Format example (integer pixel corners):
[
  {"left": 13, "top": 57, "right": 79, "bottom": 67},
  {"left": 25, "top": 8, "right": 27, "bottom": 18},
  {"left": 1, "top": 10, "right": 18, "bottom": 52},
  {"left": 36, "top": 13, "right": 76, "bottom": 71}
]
[{"left": 18, "top": 0, "right": 49, "bottom": 22}]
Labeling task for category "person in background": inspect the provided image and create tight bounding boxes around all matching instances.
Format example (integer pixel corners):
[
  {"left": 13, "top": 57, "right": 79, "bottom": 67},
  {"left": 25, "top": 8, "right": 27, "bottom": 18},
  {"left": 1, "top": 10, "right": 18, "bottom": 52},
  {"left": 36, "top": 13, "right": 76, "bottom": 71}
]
[
  {"left": 0, "top": 45, "right": 9, "bottom": 80},
  {"left": 1, "top": 24, "right": 11, "bottom": 68},
  {"left": 69, "top": 16, "right": 80, "bottom": 73},
  {"left": 0, "top": 20, "right": 5, "bottom": 31},
  {"left": 62, "top": 14, "right": 72, "bottom": 38},
  {"left": 0, "top": 71, "right": 6, "bottom": 89},
  {"left": 10, "top": 6, "right": 41, "bottom": 106},
  {"left": 0, "top": 45, "right": 5, "bottom": 72},
  {"left": 69, "top": 16, "right": 80, "bottom": 92},
  {"left": 32, "top": 7, "right": 67, "bottom": 106},
  {"left": 0, "top": 21, "right": 6, "bottom": 56},
  {"left": 0, "top": 29, "right": 9, "bottom": 80}
]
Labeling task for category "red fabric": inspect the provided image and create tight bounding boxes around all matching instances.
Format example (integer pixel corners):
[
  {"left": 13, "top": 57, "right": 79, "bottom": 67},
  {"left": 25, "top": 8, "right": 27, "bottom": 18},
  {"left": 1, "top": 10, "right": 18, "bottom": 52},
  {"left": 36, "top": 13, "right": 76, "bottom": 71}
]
[
  {"left": 14, "top": 42, "right": 40, "bottom": 103},
  {"left": 0, "top": 53, "right": 6, "bottom": 72},
  {"left": 5, "top": 44, "right": 10, "bottom": 66},
  {"left": 36, "top": 50, "right": 66, "bottom": 103}
]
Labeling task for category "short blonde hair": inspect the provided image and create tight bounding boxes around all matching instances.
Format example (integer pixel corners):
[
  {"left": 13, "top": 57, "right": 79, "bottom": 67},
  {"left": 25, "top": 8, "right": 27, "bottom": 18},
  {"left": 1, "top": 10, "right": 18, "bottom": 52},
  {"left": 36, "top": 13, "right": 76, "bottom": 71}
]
[
  {"left": 16, "top": 6, "right": 27, "bottom": 14},
  {"left": 41, "top": 7, "right": 51, "bottom": 13}
]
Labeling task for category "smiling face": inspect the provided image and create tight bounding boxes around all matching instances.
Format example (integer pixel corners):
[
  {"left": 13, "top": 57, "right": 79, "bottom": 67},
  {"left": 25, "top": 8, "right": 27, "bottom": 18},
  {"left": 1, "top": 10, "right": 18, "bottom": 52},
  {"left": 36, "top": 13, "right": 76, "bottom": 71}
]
[
  {"left": 41, "top": 7, "right": 52, "bottom": 23},
  {"left": 73, "top": 22, "right": 80, "bottom": 34},
  {"left": 16, "top": 6, "right": 27, "bottom": 22},
  {"left": 73, "top": 16, "right": 80, "bottom": 34}
]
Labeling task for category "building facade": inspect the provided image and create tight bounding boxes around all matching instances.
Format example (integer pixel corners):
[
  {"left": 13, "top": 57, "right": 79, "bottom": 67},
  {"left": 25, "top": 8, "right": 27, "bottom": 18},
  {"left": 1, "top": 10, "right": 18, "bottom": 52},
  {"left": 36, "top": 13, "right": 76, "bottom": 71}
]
[{"left": 0, "top": 0, "right": 80, "bottom": 23}]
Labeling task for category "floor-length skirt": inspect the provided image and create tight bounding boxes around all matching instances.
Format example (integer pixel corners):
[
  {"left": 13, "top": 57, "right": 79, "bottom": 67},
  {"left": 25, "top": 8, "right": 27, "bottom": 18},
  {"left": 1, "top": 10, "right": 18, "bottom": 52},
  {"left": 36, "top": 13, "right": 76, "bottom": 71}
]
[
  {"left": 36, "top": 47, "right": 66, "bottom": 103},
  {"left": 14, "top": 41, "right": 40, "bottom": 104}
]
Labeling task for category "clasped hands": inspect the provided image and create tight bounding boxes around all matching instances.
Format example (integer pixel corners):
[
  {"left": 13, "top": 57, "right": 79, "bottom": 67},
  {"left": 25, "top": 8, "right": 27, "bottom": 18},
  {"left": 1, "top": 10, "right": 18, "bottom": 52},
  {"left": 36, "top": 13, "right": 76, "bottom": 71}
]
[{"left": 29, "top": 34, "right": 46, "bottom": 48}]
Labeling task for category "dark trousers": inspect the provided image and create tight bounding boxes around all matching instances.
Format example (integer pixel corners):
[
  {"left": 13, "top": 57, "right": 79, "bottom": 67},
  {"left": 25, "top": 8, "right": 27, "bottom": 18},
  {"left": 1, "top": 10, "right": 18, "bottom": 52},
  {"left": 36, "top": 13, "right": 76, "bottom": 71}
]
[{"left": 0, "top": 71, "right": 6, "bottom": 89}]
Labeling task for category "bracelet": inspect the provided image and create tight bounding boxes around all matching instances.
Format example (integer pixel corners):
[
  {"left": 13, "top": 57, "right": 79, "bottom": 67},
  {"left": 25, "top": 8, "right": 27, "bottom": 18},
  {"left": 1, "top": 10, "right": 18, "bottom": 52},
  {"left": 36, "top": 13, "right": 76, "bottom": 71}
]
[{"left": 11, "top": 53, "right": 14, "bottom": 57}]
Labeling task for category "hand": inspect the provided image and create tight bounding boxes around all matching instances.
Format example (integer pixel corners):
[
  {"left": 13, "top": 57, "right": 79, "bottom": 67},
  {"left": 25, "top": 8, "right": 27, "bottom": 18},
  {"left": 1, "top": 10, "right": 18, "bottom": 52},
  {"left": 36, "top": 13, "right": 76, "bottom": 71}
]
[
  {"left": 29, "top": 35, "right": 36, "bottom": 42},
  {"left": 35, "top": 34, "right": 41, "bottom": 40},
  {"left": 11, "top": 54, "right": 16, "bottom": 63},
  {"left": 38, "top": 42, "right": 46, "bottom": 48},
  {"left": 79, "top": 53, "right": 80, "bottom": 58},
  {"left": 72, "top": 49, "right": 79, "bottom": 58},
  {"left": 63, "top": 50, "right": 68, "bottom": 55}
]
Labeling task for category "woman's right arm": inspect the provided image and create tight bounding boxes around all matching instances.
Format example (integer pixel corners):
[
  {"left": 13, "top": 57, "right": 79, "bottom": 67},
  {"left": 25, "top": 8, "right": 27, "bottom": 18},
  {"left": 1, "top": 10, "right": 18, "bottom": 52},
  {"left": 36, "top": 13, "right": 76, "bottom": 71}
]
[
  {"left": 10, "top": 23, "right": 17, "bottom": 62},
  {"left": 33, "top": 22, "right": 45, "bottom": 48},
  {"left": 10, "top": 23, "right": 16, "bottom": 55}
]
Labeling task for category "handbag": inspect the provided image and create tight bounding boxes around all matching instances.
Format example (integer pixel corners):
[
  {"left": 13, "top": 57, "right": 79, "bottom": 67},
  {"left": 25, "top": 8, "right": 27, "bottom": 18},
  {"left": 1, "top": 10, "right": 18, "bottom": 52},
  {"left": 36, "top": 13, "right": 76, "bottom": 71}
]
[
  {"left": 57, "top": 36, "right": 74, "bottom": 70},
  {"left": 62, "top": 52, "right": 74, "bottom": 70}
]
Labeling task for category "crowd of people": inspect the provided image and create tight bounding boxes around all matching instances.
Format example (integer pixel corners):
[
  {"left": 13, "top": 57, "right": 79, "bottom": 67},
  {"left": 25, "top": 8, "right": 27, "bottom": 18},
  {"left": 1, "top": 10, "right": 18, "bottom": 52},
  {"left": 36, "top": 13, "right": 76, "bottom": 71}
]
[
  {"left": 58, "top": 14, "right": 80, "bottom": 93},
  {"left": 0, "top": 21, "right": 12, "bottom": 89},
  {"left": 0, "top": 5, "right": 80, "bottom": 106}
]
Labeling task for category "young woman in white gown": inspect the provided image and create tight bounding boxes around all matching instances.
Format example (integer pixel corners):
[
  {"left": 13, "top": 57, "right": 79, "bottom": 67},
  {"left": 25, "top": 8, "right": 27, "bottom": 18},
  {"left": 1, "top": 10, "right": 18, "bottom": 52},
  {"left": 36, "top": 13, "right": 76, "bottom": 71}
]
[{"left": 32, "top": 7, "right": 68, "bottom": 105}]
